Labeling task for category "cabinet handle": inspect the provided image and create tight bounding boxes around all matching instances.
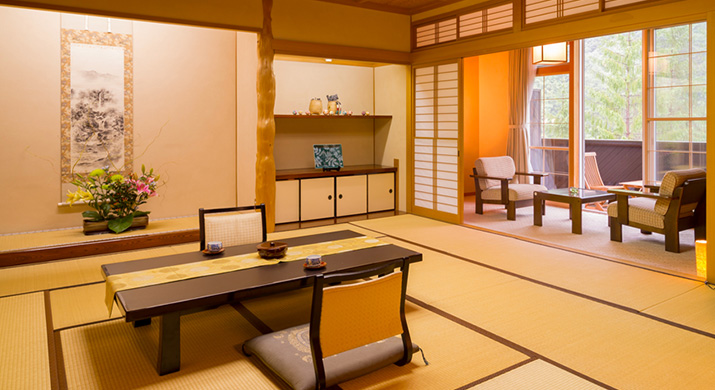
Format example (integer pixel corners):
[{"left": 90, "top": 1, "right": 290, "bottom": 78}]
[
  {"left": 328, "top": 195, "right": 332, "bottom": 200},
  {"left": 338, "top": 194, "right": 343, "bottom": 199},
  {"left": 389, "top": 189, "right": 393, "bottom": 194}
]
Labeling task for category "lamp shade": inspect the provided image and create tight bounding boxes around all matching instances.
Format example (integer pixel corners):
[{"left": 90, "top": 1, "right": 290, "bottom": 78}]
[
  {"left": 532, "top": 42, "right": 568, "bottom": 65},
  {"left": 696, "top": 240, "right": 707, "bottom": 278}
]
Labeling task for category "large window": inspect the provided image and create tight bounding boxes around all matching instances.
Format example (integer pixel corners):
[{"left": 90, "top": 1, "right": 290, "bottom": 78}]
[
  {"left": 530, "top": 74, "right": 570, "bottom": 188},
  {"left": 647, "top": 22, "right": 707, "bottom": 179}
]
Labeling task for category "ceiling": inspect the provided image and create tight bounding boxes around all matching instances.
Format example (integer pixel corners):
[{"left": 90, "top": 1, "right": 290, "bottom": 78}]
[{"left": 314, "top": 0, "right": 464, "bottom": 15}]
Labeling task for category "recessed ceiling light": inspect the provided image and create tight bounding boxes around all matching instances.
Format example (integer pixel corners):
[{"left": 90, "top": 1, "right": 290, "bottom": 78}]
[{"left": 325, "top": 58, "right": 333, "bottom": 62}]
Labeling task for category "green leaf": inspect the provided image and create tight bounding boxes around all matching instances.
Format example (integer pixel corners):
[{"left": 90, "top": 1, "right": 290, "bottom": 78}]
[
  {"left": 81, "top": 211, "right": 102, "bottom": 221},
  {"left": 108, "top": 215, "right": 134, "bottom": 233},
  {"left": 133, "top": 210, "right": 150, "bottom": 217}
]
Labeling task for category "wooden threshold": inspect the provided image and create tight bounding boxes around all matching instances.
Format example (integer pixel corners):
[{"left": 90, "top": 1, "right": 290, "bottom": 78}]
[{"left": 0, "top": 229, "right": 199, "bottom": 268}]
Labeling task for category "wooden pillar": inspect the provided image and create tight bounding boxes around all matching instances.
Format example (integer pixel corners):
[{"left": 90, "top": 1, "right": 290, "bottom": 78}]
[{"left": 256, "top": 0, "right": 276, "bottom": 233}]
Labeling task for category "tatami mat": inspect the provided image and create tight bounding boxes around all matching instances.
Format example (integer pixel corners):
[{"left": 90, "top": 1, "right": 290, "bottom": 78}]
[
  {"left": 0, "top": 292, "right": 50, "bottom": 390},
  {"left": 50, "top": 283, "right": 121, "bottom": 330},
  {"left": 61, "top": 305, "right": 273, "bottom": 389},
  {"left": 354, "top": 215, "right": 702, "bottom": 312},
  {"left": 472, "top": 359, "right": 605, "bottom": 390},
  {"left": 0, "top": 216, "right": 198, "bottom": 252},
  {"left": 643, "top": 284, "right": 715, "bottom": 335},
  {"left": 0, "top": 246, "right": 177, "bottom": 297}
]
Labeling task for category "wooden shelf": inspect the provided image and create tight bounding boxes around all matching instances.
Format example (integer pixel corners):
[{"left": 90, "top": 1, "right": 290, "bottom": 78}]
[
  {"left": 274, "top": 114, "right": 391, "bottom": 119},
  {"left": 277, "top": 165, "right": 396, "bottom": 180}
]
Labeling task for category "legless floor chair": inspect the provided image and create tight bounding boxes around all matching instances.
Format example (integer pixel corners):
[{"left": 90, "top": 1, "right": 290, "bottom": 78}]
[
  {"left": 198, "top": 204, "right": 266, "bottom": 250},
  {"left": 243, "top": 259, "right": 419, "bottom": 390},
  {"left": 608, "top": 169, "right": 706, "bottom": 253}
]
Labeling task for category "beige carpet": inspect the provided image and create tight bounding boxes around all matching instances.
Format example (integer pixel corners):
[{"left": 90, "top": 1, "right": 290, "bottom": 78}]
[
  {"left": 463, "top": 197, "right": 697, "bottom": 276},
  {"left": 0, "top": 292, "right": 50, "bottom": 390},
  {"left": 472, "top": 359, "right": 605, "bottom": 390}
]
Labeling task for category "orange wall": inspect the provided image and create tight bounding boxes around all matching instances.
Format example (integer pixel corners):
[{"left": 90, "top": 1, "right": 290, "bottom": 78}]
[
  {"left": 463, "top": 56, "right": 479, "bottom": 194},
  {"left": 462, "top": 51, "right": 510, "bottom": 193},
  {"left": 478, "top": 51, "right": 510, "bottom": 159}
]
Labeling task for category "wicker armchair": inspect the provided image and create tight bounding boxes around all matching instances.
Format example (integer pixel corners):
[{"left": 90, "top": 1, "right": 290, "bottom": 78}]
[
  {"left": 607, "top": 169, "right": 706, "bottom": 253},
  {"left": 470, "top": 156, "right": 548, "bottom": 220}
]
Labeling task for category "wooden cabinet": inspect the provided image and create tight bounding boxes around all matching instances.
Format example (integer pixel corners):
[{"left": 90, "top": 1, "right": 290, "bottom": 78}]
[
  {"left": 275, "top": 180, "right": 299, "bottom": 224},
  {"left": 336, "top": 175, "right": 367, "bottom": 217},
  {"left": 368, "top": 173, "right": 395, "bottom": 212},
  {"left": 300, "top": 177, "right": 335, "bottom": 221},
  {"left": 276, "top": 165, "right": 396, "bottom": 224}
]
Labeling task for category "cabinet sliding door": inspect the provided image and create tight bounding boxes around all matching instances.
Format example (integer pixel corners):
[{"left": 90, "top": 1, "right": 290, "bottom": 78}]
[{"left": 411, "top": 62, "right": 463, "bottom": 224}]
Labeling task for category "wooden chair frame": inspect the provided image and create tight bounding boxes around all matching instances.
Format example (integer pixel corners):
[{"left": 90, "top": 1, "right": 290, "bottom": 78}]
[
  {"left": 309, "top": 258, "right": 412, "bottom": 389},
  {"left": 583, "top": 151, "right": 624, "bottom": 211},
  {"left": 608, "top": 178, "right": 706, "bottom": 253},
  {"left": 470, "top": 168, "right": 548, "bottom": 220},
  {"left": 198, "top": 204, "right": 267, "bottom": 250}
]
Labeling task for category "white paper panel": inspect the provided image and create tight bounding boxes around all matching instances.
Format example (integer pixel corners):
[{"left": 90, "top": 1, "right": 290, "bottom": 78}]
[
  {"left": 437, "top": 147, "right": 458, "bottom": 155},
  {"left": 438, "top": 80, "right": 459, "bottom": 89},
  {"left": 415, "top": 67, "right": 434, "bottom": 76},
  {"left": 415, "top": 130, "right": 434, "bottom": 138},
  {"left": 437, "top": 196, "right": 459, "bottom": 206},
  {"left": 439, "top": 130, "right": 459, "bottom": 139},
  {"left": 415, "top": 176, "right": 433, "bottom": 185},
  {"left": 437, "top": 155, "right": 458, "bottom": 164},
  {"left": 437, "top": 171, "right": 458, "bottom": 181},
  {"left": 437, "top": 187, "right": 459, "bottom": 197},
  {"left": 415, "top": 199, "right": 434, "bottom": 209},
  {"left": 437, "top": 204, "right": 459, "bottom": 214},
  {"left": 437, "top": 179, "right": 458, "bottom": 189},
  {"left": 415, "top": 184, "right": 433, "bottom": 193},
  {"left": 437, "top": 139, "right": 458, "bottom": 147},
  {"left": 415, "top": 153, "right": 433, "bottom": 162},
  {"left": 415, "top": 168, "right": 433, "bottom": 178},
  {"left": 415, "top": 191, "right": 434, "bottom": 201},
  {"left": 437, "top": 163, "right": 458, "bottom": 173},
  {"left": 415, "top": 138, "right": 434, "bottom": 146},
  {"left": 415, "top": 145, "right": 433, "bottom": 154}
]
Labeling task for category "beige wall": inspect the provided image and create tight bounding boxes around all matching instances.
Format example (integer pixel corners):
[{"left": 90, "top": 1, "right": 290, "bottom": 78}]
[
  {"left": 375, "top": 64, "right": 409, "bottom": 211},
  {"left": 237, "top": 32, "right": 258, "bottom": 207},
  {"left": 0, "top": 6, "right": 238, "bottom": 234}
]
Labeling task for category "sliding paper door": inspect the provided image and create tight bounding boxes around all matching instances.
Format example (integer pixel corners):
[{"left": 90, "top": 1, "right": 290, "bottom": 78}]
[{"left": 412, "top": 62, "right": 463, "bottom": 224}]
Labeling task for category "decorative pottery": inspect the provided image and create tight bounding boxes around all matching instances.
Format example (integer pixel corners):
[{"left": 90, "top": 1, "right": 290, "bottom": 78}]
[
  {"left": 257, "top": 241, "right": 288, "bottom": 259},
  {"left": 83, "top": 215, "right": 149, "bottom": 235},
  {"left": 309, "top": 98, "right": 322, "bottom": 114},
  {"left": 327, "top": 101, "right": 337, "bottom": 114}
]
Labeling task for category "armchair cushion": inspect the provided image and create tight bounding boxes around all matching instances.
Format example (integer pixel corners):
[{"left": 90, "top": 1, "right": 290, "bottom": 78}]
[
  {"left": 607, "top": 197, "right": 663, "bottom": 229},
  {"left": 654, "top": 169, "right": 706, "bottom": 215},
  {"left": 475, "top": 156, "right": 516, "bottom": 190},
  {"left": 481, "top": 183, "right": 547, "bottom": 201},
  {"left": 244, "top": 325, "right": 417, "bottom": 390}
]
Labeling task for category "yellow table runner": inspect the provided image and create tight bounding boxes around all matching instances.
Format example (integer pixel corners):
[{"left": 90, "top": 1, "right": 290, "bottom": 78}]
[{"left": 105, "top": 236, "right": 387, "bottom": 315}]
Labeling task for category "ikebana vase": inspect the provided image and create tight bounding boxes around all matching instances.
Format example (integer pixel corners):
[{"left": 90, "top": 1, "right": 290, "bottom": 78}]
[{"left": 82, "top": 215, "right": 149, "bottom": 235}]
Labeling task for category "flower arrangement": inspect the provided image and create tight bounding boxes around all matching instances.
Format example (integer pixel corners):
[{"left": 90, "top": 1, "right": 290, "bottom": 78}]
[{"left": 67, "top": 165, "right": 159, "bottom": 233}]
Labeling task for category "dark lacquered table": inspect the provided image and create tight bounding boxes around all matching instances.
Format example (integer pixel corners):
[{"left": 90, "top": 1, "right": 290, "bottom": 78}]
[
  {"left": 533, "top": 188, "right": 616, "bottom": 234},
  {"left": 101, "top": 230, "right": 422, "bottom": 375}
]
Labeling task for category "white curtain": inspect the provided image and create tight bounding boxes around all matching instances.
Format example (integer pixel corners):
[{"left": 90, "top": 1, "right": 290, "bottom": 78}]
[{"left": 507, "top": 48, "right": 536, "bottom": 183}]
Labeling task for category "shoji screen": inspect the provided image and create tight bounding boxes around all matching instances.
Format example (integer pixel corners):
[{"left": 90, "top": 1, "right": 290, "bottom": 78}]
[{"left": 412, "top": 63, "right": 462, "bottom": 223}]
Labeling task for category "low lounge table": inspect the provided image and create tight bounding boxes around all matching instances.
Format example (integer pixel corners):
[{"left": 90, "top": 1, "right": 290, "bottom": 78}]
[
  {"left": 533, "top": 188, "right": 616, "bottom": 234},
  {"left": 101, "top": 230, "right": 422, "bottom": 375}
]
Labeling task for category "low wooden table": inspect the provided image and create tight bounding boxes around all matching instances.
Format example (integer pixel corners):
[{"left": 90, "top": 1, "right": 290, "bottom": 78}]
[
  {"left": 101, "top": 230, "right": 422, "bottom": 375},
  {"left": 533, "top": 188, "right": 616, "bottom": 234}
]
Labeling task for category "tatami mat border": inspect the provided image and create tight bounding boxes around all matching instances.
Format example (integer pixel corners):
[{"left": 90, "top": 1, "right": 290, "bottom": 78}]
[
  {"left": 455, "top": 357, "right": 537, "bottom": 390},
  {"left": 43, "top": 291, "right": 60, "bottom": 390}
]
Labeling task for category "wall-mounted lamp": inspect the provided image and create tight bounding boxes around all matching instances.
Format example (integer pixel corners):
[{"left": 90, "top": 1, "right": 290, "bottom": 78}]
[
  {"left": 696, "top": 240, "right": 707, "bottom": 278},
  {"left": 532, "top": 42, "right": 568, "bottom": 65}
]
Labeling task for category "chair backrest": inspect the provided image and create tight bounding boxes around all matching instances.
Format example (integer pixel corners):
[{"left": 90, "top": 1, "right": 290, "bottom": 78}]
[
  {"left": 475, "top": 156, "right": 516, "bottom": 190},
  {"left": 583, "top": 152, "right": 605, "bottom": 189},
  {"left": 309, "top": 259, "right": 411, "bottom": 389},
  {"left": 198, "top": 204, "right": 267, "bottom": 250},
  {"left": 654, "top": 169, "right": 706, "bottom": 215}
]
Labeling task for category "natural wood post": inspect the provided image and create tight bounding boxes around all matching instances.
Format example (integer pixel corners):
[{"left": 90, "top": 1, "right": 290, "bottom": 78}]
[{"left": 256, "top": 0, "right": 276, "bottom": 233}]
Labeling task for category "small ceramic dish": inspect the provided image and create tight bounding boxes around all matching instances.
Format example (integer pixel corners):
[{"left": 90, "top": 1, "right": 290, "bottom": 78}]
[
  {"left": 202, "top": 248, "right": 225, "bottom": 255},
  {"left": 303, "top": 261, "right": 327, "bottom": 269}
]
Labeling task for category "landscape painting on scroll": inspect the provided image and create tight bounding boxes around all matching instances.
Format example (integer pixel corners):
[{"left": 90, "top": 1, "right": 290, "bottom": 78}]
[{"left": 60, "top": 29, "right": 133, "bottom": 184}]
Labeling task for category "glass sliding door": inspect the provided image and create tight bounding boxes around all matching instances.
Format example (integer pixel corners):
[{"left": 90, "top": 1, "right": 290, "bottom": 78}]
[
  {"left": 647, "top": 22, "right": 707, "bottom": 180},
  {"left": 582, "top": 31, "right": 643, "bottom": 186},
  {"left": 530, "top": 73, "right": 570, "bottom": 189}
]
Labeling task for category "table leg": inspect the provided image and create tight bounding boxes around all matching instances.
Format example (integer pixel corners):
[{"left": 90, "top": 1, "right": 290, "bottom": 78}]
[
  {"left": 571, "top": 202, "right": 582, "bottom": 234},
  {"left": 158, "top": 312, "right": 181, "bottom": 375},
  {"left": 133, "top": 318, "right": 151, "bottom": 327},
  {"left": 534, "top": 194, "right": 543, "bottom": 226}
]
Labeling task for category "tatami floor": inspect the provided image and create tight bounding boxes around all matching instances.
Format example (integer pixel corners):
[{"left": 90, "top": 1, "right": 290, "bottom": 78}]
[{"left": 3, "top": 214, "right": 715, "bottom": 389}]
